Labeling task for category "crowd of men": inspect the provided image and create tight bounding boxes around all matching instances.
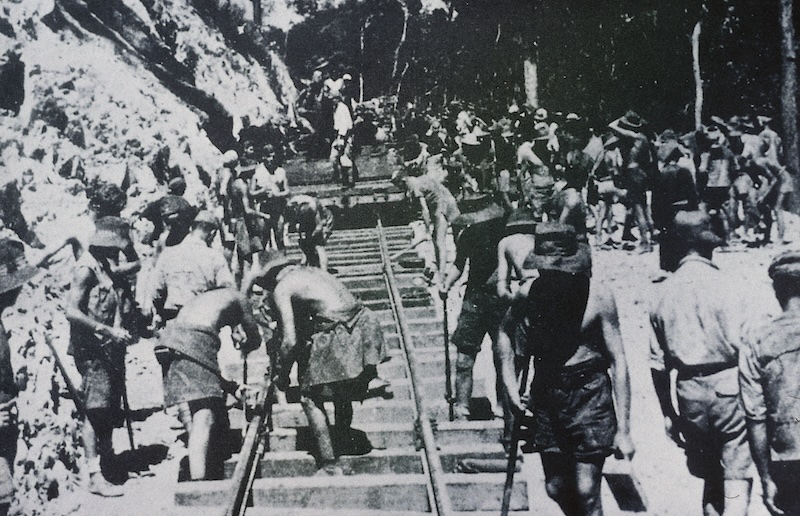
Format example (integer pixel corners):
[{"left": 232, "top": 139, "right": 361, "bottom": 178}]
[{"left": 0, "top": 92, "right": 797, "bottom": 516}]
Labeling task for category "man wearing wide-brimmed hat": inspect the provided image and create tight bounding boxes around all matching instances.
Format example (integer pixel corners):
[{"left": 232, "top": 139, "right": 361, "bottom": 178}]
[
  {"left": 242, "top": 251, "right": 390, "bottom": 475},
  {"left": 497, "top": 221, "right": 633, "bottom": 516},
  {"left": 650, "top": 210, "right": 754, "bottom": 516},
  {"left": 65, "top": 217, "right": 136, "bottom": 497},
  {"left": 0, "top": 239, "right": 37, "bottom": 514},
  {"left": 739, "top": 250, "right": 800, "bottom": 515},
  {"left": 609, "top": 110, "right": 656, "bottom": 253}
]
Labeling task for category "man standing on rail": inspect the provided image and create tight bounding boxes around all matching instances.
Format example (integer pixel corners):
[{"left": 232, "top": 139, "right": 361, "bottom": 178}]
[
  {"left": 498, "top": 222, "right": 633, "bottom": 516},
  {"left": 439, "top": 204, "right": 507, "bottom": 421},
  {"left": 650, "top": 210, "right": 754, "bottom": 516},
  {"left": 242, "top": 251, "right": 390, "bottom": 475},
  {"left": 158, "top": 288, "right": 261, "bottom": 480}
]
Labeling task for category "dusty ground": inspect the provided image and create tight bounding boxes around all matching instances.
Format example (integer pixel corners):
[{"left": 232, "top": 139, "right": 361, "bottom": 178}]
[{"left": 61, "top": 215, "right": 797, "bottom": 516}]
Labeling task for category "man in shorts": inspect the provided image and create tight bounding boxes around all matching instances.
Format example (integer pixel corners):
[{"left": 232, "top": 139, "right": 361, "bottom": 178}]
[
  {"left": 0, "top": 239, "right": 37, "bottom": 513},
  {"left": 243, "top": 251, "right": 389, "bottom": 474},
  {"left": 650, "top": 210, "right": 754, "bottom": 516},
  {"left": 498, "top": 222, "right": 632, "bottom": 516},
  {"left": 249, "top": 144, "right": 290, "bottom": 251},
  {"left": 66, "top": 218, "right": 136, "bottom": 497},
  {"left": 286, "top": 195, "right": 334, "bottom": 271},
  {"left": 159, "top": 288, "right": 260, "bottom": 480},
  {"left": 439, "top": 204, "right": 507, "bottom": 420},
  {"left": 739, "top": 251, "right": 800, "bottom": 515},
  {"left": 393, "top": 169, "right": 461, "bottom": 278}
]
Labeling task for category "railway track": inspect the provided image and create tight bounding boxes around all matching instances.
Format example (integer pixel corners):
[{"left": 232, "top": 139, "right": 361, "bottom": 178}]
[{"left": 173, "top": 220, "right": 530, "bottom": 515}]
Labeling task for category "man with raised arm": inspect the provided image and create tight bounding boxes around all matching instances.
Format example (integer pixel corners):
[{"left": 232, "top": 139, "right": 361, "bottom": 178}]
[{"left": 158, "top": 288, "right": 261, "bottom": 480}]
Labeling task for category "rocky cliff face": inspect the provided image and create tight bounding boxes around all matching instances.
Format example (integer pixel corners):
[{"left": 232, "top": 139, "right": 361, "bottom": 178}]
[{"left": 0, "top": 1, "right": 296, "bottom": 513}]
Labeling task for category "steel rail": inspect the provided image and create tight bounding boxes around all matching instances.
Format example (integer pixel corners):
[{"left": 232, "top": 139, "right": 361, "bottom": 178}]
[{"left": 377, "top": 219, "right": 454, "bottom": 516}]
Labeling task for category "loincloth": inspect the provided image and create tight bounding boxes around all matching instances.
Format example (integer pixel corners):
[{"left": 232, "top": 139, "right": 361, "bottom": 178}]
[
  {"left": 158, "top": 324, "right": 224, "bottom": 407},
  {"left": 297, "top": 305, "right": 387, "bottom": 396}
]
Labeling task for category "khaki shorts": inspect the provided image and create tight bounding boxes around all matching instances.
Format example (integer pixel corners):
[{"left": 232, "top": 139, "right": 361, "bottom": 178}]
[{"left": 676, "top": 367, "right": 754, "bottom": 480}]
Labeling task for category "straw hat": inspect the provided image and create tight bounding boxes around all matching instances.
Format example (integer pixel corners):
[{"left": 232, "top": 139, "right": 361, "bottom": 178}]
[
  {"left": 523, "top": 222, "right": 592, "bottom": 275},
  {"left": 0, "top": 238, "right": 37, "bottom": 295}
]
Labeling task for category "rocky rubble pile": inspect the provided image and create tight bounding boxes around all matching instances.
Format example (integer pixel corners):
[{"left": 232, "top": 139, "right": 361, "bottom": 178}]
[{"left": 0, "top": 0, "right": 297, "bottom": 513}]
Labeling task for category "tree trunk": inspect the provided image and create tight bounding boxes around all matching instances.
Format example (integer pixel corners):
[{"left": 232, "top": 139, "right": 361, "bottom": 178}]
[
  {"left": 523, "top": 57, "right": 538, "bottom": 108},
  {"left": 252, "top": 0, "right": 261, "bottom": 26},
  {"left": 780, "top": 0, "right": 800, "bottom": 189},
  {"left": 692, "top": 20, "right": 702, "bottom": 130},
  {"left": 392, "top": 0, "right": 409, "bottom": 80},
  {"left": 360, "top": 16, "right": 373, "bottom": 103}
]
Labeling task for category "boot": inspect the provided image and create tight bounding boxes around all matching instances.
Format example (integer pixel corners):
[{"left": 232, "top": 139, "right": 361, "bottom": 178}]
[{"left": 88, "top": 472, "right": 123, "bottom": 497}]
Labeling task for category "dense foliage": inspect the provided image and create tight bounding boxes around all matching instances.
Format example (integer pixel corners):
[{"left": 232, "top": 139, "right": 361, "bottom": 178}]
[{"left": 281, "top": 0, "right": 792, "bottom": 131}]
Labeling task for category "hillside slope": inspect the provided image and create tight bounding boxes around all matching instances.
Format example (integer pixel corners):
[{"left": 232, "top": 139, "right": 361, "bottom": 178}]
[{"left": 0, "top": 1, "right": 295, "bottom": 513}]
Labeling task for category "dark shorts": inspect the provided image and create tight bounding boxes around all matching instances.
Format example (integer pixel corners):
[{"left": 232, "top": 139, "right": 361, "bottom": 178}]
[
  {"left": 771, "top": 461, "right": 800, "bottom": 514},
  {"left": 75, "top": 352, "right": 125, "bottom": 413},
  {"left": 676, "top": 367, "right": 754, "bottom": 480},
  {"left": 451, "top": 287, "right": 508, "bottom": 356},
  {"left": 527, "top": 359, "right": 616, "bottom": 461},
  {"left": 160, "top": 326, "right": 224, "bottom": 407}
]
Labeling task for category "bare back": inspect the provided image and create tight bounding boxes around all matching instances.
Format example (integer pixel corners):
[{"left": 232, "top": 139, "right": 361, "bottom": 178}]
[
  {"left": 274, "top": 267, "right": 357, "bottom": 317},
  {"left": 567, "top": 282, "right": 619, "bottom": 367},
  {"left": 175, "top": 288, "right": 247, "bottom": 331}
]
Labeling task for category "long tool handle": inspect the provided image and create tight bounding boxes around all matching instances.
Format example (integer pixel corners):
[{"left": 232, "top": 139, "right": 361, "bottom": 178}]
[
  {"left": 501, "top": 358, "right": 531, "bottom": 516},
  {"left": 442, "top": 292, "right": 454, "bottom": 422},
  {"left": 120, "top": 383, "right": 136, "bottom": 451}
]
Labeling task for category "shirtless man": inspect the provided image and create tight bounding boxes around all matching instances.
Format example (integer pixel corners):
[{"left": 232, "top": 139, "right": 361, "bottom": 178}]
[
  {"left": 242, "top": 252, "right": 388, "bottom": 474},
  {"left": 286, "top": 195, "right": 334, "bottom": 271},
  {"left": 229, "top": 150, "right": 271, "bottom": 283},
  {"left": 392, "top": 168, "right": 461, "bottom": 278},
  {"left": 158, "top": 288, "right": 261, "bottom": 480},
  {"left": 498, "top": 222, "right": 633, "bottom": 516},
  {"left": 496, "top": 209, "right": 539, "bottom": 302},
  {"left": 249, "top": 144, "right": 289, "bottom": 251}
]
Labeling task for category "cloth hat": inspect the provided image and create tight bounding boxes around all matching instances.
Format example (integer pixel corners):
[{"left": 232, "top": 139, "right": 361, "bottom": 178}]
[
  {"left": 222, "top": 150, "right": 239, "bottom": 166},
  {"left": 673, "top": 210, "right": 725, "bottom": 249},
  {"left": 619, "top": 110, "right": 645, "bottom": 130},
  {"left": 768, "top": 250, "right": 800, "bottom": 280},
  {"left": 193, "top": 210, "right": 219, "bottom": 229},
  {"left": 533, "top": 108, "right": 548, "bottom": 122},
  {"left": 566, "top": 112, "right": 581, "bottom": 121},
  {"left": 0, "top": 238, "right": 37, "bottom": 295},
  {"left": 757, "top": 115, "right": 773, "bottom": 126},
  {"left": 504, "top": 208, "right": 537, "bottom": 235},
  {"left": 90, "top": 216, "right": 131, "bottom": 250},
  {"left": 523, "top": 222, "right": 592, "bottom": 275}
]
